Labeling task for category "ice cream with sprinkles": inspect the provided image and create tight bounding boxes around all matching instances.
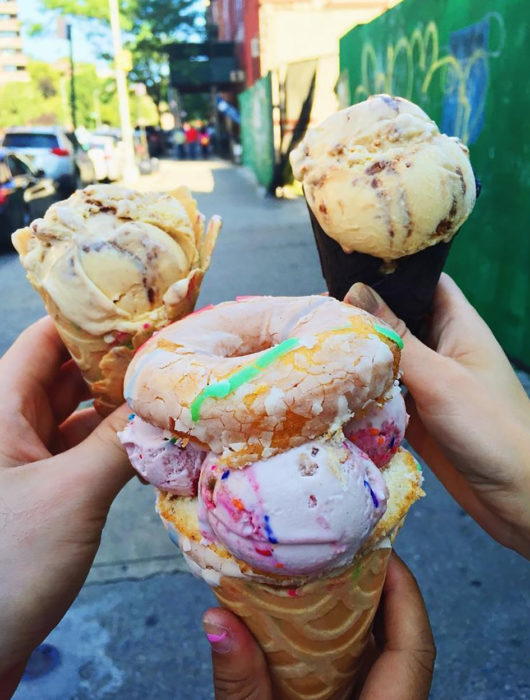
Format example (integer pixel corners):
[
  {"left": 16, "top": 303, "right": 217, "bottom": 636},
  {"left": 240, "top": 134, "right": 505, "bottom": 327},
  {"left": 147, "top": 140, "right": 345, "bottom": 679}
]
[{"left": 117, "top": 294, "right": 424, "bottom": 699}]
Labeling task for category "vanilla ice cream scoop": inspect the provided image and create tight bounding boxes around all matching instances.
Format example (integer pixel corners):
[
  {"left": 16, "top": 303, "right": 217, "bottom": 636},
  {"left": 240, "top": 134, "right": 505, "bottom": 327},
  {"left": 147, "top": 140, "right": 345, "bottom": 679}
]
[
  {"left": 118, "top": 414, "right": 206, "bottom": 496},
  {"left": 290, "top": 94, "right": 476, "bottom": 261},
  {"left": 12, "top": 184, "right": 220, "bottom": 335},
  {"left": 197, "top": 434, "right": 388, "bottom": 576},
  {"left": 12, "top": 184, "right": 221, "bottom": 416}
]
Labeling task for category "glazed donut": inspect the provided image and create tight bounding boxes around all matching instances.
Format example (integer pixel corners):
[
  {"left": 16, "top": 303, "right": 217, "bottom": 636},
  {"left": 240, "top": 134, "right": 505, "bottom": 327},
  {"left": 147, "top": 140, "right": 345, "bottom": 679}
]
[{"left": 124, "top": 295, "right": 403, "bottom": 466}]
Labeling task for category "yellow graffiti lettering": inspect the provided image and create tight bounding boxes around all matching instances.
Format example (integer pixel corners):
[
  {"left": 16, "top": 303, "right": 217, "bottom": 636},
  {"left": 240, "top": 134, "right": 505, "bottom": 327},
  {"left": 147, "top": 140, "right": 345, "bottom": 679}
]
[{"left": 352, "top": 14, "right": 505, "bottom": 143}]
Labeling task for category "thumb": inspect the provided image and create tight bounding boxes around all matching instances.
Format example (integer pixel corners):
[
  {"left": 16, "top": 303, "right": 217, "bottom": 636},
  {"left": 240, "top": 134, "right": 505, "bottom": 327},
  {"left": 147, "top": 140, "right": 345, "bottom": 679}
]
[
  {"left": 344, "top": 283, "right": 447, "bottom": 398},
  {"left": 53, "top": 403, "right": 134, "bottom": 508},
  {"left": 203, "top": 608, "right": 272, "bottom": 700}
]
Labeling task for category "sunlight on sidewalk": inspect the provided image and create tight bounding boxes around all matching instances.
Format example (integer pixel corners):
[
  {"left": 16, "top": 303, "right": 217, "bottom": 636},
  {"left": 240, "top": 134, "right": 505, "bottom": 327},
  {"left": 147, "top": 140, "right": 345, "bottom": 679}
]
[{"left": 121, "top": 158, "right": 232, "bottom": 194}]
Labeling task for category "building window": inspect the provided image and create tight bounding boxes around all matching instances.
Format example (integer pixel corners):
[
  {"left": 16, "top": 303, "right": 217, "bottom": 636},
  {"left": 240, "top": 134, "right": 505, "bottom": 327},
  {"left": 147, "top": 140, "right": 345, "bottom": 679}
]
[
  {"left": 0, "top": 30, "right": 17, "bottom": 37},
  {"left": 3, "top": 65, "right": 17, "bottom": 71}
]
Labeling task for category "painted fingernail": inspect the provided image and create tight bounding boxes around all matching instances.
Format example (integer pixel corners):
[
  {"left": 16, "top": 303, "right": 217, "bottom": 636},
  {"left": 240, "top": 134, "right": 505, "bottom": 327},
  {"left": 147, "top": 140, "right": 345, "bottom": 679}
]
[
  {"left": 203, "top": 621, "right": 232, "bottom": 654},
  {"left": 345, "top": 283, "right": 381, "bottom": 314}
]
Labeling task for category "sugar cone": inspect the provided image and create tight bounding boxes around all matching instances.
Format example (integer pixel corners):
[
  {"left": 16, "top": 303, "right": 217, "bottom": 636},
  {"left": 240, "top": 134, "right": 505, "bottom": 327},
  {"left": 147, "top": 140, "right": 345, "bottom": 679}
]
[{"left": 213, "top": 546, "right": 391, "bottom": 700}]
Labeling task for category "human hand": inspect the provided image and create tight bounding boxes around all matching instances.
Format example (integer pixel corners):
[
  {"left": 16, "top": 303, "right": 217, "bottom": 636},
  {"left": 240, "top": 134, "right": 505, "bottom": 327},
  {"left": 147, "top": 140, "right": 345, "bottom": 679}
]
[
  {"left": 345, "top": 274, "right": 530, "bottom": 558},
  {"left": 0, "top": 318, "right": 133, "bottom": 696},
  {"left": 201, "top": 553, "right": 434, "bottom": 700}
]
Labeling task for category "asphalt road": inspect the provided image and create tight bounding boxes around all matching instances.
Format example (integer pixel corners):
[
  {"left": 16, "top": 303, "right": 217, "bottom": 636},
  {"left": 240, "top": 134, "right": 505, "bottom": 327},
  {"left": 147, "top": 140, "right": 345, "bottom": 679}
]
[{"left": 2, "top": 159, "right": 528, "bottom": 700}]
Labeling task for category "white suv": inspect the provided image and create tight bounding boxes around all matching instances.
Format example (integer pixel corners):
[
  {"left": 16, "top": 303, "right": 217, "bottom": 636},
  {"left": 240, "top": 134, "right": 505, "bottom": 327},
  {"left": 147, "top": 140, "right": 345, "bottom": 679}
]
[{"left": 2, "top": 127, "right": 95, "bottom": 196}]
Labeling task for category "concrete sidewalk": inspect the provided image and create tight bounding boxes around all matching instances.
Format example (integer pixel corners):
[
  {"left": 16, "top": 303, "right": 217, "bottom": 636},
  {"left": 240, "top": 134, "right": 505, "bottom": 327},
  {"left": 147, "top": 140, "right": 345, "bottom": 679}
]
[{"left": 3, "top": 159, "right": 529, "bottom": 700}]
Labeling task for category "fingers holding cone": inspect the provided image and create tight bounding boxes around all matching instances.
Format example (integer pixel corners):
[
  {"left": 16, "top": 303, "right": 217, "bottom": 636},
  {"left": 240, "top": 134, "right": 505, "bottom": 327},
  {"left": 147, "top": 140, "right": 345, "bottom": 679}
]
[
  {"left": 203, "top": 607, "right": 273, "bottom": 700},
  {"left": 358, "top": 553, "right": 435, "bottom": 700}
]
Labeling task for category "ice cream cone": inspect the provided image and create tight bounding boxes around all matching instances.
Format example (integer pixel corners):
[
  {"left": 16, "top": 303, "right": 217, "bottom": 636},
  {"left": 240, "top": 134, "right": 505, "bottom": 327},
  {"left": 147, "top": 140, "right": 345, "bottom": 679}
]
[
  {"left": 38, "top": 290, "right": 174, "bottom": 416},
  {"left": 291, "top": 96, "right": 478, "bottom": 339},
  {"left": 156, "top": 446, "right": 422, "bottom": 700},
  {"left": 213, "top": 545, "right": 390, "bottom": 700},
  {"left": 308, "top": 201, "right": 453, "bottom": 338},
  {"left": 12, "top": 185, "right": 221, "bottom": 415}
]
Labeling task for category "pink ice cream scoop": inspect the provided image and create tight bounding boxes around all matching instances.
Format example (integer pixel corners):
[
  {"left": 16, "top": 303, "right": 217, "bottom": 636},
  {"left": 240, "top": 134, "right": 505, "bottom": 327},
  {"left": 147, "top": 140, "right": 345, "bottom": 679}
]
[
  {"left": 198, "top": 437, "right": 387, "bottom": 576},
  {"left": 344, "top": 384, "right": 408, "bottom": 467},
  {"left": 118, "top": 414, "right": 206, "bottom": 495}
]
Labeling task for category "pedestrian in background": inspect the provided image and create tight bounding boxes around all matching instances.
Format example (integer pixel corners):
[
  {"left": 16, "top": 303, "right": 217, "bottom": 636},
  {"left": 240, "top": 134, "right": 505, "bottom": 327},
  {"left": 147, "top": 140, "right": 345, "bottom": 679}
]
[
  {"left": 200, "top": 126, "right": 210, "bottom": 159},
  {"left": 172, "top": 127, "right": 186, "bottom": 160},
  {"left": 184, "top": 122, "right": 199, "bottom": 159}
]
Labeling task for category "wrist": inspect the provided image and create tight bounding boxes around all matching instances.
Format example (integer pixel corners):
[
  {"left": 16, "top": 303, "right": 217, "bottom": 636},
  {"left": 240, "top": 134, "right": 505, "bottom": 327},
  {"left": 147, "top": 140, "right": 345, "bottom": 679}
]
[{"left": 493, "top": 417, "right": 530, "bottom": 558}]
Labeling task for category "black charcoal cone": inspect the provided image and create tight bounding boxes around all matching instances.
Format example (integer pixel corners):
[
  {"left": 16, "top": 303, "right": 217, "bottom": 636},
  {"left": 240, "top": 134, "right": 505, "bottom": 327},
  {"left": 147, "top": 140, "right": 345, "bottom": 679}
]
[{"left": 308, "top": 202, "right": 453, "bottom": 339}]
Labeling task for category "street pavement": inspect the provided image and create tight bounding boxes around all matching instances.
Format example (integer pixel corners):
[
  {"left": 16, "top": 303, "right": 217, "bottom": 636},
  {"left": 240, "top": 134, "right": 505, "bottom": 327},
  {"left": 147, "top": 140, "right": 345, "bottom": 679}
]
[{"left": 1, "top": 159, "right": 528, "bottom": 700}]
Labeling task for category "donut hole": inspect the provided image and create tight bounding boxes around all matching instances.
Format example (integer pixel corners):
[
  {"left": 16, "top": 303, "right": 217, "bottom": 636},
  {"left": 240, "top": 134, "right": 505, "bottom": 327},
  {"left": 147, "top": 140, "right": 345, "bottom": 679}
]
[{"left": 224, "top": 339, "right": 273, "bottom": 359}]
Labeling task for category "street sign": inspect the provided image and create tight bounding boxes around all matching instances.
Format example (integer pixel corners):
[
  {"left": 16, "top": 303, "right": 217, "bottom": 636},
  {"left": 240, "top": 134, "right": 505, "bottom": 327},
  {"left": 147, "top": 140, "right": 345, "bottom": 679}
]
[
  {"left": 116, "top": 49, "right": 133, "bottom": 73},
  {"left": 216, "top": 96, "right": 240, "bottom": 124}
]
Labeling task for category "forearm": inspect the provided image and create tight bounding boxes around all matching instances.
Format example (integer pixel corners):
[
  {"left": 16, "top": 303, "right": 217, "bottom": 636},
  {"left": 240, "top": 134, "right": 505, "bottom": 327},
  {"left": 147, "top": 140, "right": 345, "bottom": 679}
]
[
  {"left": 493, "top": 419, "right": 530, "bottom": 558},
  {"left": 0, "top": 660, "right": 27, "bottom": 700}
]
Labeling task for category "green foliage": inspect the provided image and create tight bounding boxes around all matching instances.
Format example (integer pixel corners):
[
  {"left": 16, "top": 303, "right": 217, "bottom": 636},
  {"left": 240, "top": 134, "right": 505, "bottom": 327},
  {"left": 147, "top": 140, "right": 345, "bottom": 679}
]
[
  {"left": 0, "top": 59, "right": 158, "bottom": 129},
  {"left": 42, "top": 0, "right": 135, "bottom": 27},
  {"left": 38, "top": 0, "right": 204, "bottom": 124},
  {"left": 0, "top": 81, "right": 63, "bottom": 128},
  {"left": 129, "top": 0, "right": 197, "bottom": 42},
  {"left": 28, "top": 60, "right": 61, "bottom": 99}
]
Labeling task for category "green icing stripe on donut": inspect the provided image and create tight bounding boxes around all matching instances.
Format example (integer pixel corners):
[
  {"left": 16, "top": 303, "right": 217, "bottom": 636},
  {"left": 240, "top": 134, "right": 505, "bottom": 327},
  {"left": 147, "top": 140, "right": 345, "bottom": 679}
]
[
  {"left": 190, "top": 337, "right": 301, "bottom": 422},
  {"left": 373, "top": 323, "right": 404, "bottom": 350}
]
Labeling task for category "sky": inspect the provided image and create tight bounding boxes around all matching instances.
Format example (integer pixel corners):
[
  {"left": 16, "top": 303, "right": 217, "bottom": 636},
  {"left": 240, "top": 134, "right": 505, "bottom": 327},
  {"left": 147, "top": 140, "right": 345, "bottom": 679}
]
[{"left": 20, "top": 0, "right": 117, "bottom": 69}]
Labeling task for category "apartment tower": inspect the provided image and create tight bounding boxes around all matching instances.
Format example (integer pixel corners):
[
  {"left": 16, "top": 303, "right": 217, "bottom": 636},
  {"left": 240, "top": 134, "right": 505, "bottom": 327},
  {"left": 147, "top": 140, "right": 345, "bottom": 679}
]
[{"left": 0, "top": 1, "right": 28, "bottom": 86}]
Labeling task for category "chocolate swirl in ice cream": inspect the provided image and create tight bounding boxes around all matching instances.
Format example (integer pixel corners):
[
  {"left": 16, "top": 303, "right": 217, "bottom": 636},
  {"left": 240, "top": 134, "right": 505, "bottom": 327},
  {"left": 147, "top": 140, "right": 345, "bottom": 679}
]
[
  {"left": 14, "top": 185, "right": 216, "bottom": 335},
  {"left": 290, "top": 94, "right": 476, "bottom": 262},
  {"left": 12, "top": 184, "right": 221, "bottom": 415}
]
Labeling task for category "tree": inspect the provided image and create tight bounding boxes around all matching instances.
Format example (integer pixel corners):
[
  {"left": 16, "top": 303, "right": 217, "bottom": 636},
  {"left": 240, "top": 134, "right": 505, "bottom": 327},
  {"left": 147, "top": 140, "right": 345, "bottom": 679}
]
[{"left": 39, "top": 0, "right": 202, "bottom": 124}]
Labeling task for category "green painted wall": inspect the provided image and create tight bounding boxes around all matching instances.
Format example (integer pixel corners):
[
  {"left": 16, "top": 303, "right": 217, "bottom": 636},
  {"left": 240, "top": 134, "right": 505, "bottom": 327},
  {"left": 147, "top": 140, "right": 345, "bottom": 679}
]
[
  {"left": 340, "top": 0, "right": 529, "bottom": 363},
  {"left": 239, "top": 74, "right": 275, "bottom": 191}
]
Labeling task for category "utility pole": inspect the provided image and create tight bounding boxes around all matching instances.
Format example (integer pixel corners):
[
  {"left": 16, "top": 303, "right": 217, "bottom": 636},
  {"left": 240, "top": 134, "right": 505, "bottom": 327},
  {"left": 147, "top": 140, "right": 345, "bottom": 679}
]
[
  {"left": 108, "top": 0, "right": 138, "bottom": 180},
  {"left": 66, "top": 23, "right": 77, "bottom": 131}
]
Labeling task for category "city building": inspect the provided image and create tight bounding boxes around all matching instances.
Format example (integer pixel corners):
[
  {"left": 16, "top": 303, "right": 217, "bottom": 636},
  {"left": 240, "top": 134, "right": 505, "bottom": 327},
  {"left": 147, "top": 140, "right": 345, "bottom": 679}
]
[
  {"left": 0, "top": 1, "right": 28, "bottom": 86},
  {"left": 208, "top": 0, "right": 402, "bottom": 188},
  {"left": 209, "top": 0, "right": 401, "bottom": 88}
]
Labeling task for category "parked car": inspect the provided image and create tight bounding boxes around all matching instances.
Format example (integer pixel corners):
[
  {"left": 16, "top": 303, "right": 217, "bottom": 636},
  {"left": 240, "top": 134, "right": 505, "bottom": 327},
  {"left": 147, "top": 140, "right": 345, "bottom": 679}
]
[
  {"left": 134, "top": 127, "right": 154, "bottom": 174},
  {"left": 0, "top": 149, "right": 59, "bottom": 249},
  {"left": 1, "top": 127, "right": 94, "bottom": 196},
  {"left": 84, "top": 134, "right": 125, "bottom": 182}
]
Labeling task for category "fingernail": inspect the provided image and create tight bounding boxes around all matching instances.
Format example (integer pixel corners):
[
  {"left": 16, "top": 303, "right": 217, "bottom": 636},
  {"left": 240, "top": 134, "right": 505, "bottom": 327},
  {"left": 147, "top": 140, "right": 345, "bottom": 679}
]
[
  {"left": 345, "top": 283, "right": 381, "bottom": 314},
  {"left": 203, "top": 621, "right": 232, "bottom": 654}
]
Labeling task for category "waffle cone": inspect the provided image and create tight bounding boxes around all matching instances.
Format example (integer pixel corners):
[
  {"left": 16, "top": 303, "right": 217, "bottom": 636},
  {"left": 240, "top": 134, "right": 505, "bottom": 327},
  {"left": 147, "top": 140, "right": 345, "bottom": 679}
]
[
  {"left": 37, "top": 266, "right": 210, "bottom": 416},
  {"left": 13, "top": 204, "right": 221, "bottom": 416},
  {"left": 41, "top": 291, "right": 155, "bottom": 416},
  {"left": 213, "top": 546, "right": 391, "bottom": 700}
]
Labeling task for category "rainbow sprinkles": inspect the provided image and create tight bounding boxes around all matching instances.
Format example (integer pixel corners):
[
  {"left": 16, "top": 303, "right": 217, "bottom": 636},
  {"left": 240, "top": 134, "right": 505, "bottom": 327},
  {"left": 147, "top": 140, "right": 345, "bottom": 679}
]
[
  {"left": 190, "top": 337, "right": 301, "bottom": 421},
  {"left": 189, "top": 321, "right": 404, "bottom": 422}
]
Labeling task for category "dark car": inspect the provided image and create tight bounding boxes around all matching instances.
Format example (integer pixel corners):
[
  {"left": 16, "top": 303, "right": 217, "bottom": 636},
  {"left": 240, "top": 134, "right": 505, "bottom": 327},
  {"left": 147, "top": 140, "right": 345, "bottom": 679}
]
[{"left": 0, "top": 149, "right": 58, "bottom": 250}]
